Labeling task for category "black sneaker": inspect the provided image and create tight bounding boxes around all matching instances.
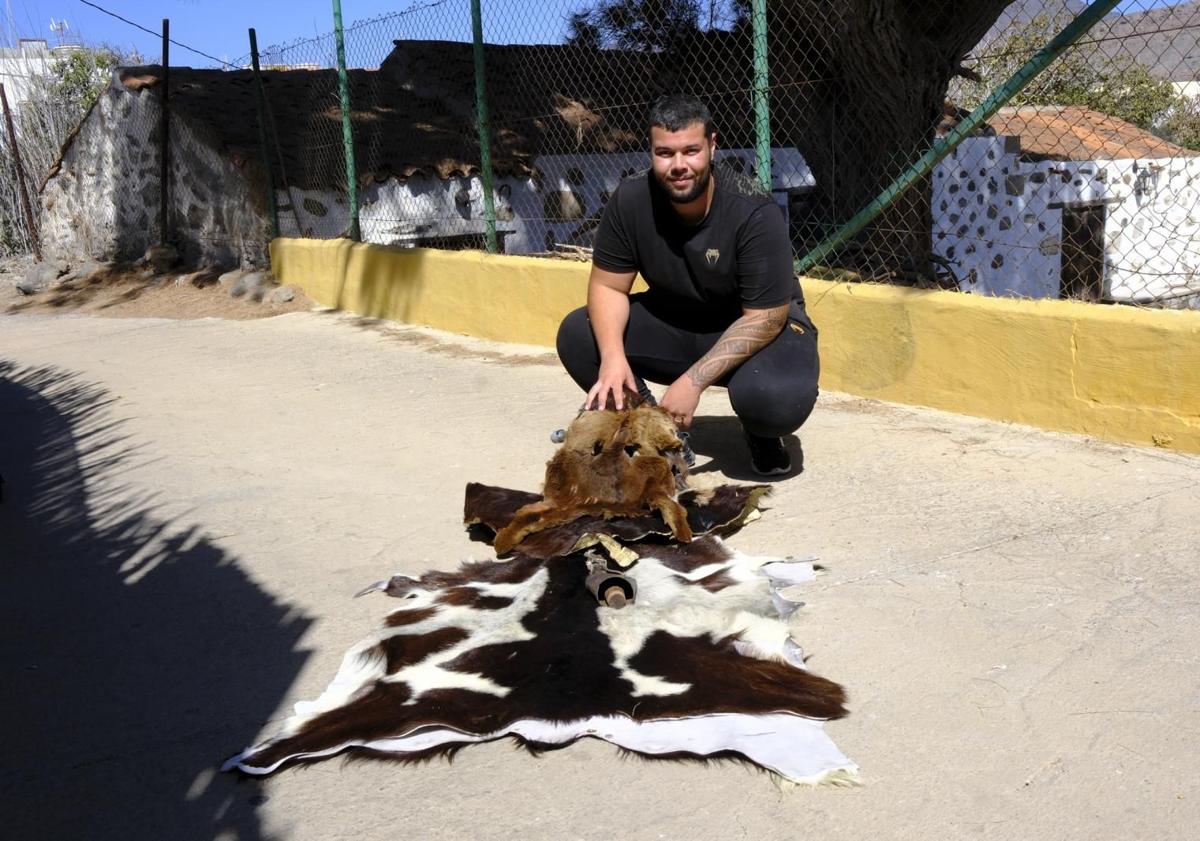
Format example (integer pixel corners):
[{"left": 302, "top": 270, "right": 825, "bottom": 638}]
[
  {"left": 634, "top": 375, "right": 657, "bottom": 407},
  {"left": 745, "top": 432, "right": 792, "bottom": 476},
  {"left": 678, "top": 430, "right": 696, "bottom": 468}
]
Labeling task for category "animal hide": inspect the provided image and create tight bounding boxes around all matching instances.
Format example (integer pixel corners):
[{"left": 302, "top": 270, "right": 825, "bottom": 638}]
[
  {"left": 224, "top": 482, "right": 857, "bottom": 785},
  {"left": 465, "top": 481, "right": 770, "bottom": 565},
  {"left": 493, "top": 405, "right": 692, "bottom": 555}
]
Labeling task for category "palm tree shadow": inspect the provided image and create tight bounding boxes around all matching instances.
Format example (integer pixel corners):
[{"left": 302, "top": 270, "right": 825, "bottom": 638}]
[
  {"left": 685, "top": 415, "right": 804, "bottom": 481},
  {"left": 0, "top": 360, "right": 312, "bottom": 841}
]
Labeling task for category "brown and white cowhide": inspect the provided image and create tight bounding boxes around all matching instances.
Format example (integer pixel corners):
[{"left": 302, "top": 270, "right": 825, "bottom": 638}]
[{"left": 223, "top": 483, "right": 857, "bottom": 785}]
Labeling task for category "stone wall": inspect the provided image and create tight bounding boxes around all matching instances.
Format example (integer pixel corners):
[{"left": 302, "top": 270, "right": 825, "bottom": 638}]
[{"left": 40, "top": 73, "right": 271, "bottom": 269}]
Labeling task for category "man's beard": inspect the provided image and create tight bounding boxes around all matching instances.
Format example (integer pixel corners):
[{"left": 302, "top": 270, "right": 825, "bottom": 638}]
[{"left": 658, "top": 166, "right": 711, "bottom": 204}]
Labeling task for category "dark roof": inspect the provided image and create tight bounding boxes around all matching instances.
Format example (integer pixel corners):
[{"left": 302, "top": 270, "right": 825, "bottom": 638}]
[
  {"left": 48, "top": 37, "right": 770, "bottom": 190},
  {"left": 100, "top": 40, "right": 684, "bottom": 189},
  {"left": 119, "top": 63, "right": 546, "bottom": 188}
]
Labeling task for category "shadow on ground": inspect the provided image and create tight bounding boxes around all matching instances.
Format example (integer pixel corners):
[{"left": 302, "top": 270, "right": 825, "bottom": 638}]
[
  {"left": 686, "top": 415, "right": 803, "bottom": 481},
  {"left": 0, "top": 360, "right": 312, "bottom": 840},
  {"left": 4, "top": 265, "right": 149, "bottom": 313}
]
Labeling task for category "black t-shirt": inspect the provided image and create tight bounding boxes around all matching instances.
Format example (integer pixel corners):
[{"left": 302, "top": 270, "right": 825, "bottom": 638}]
[{"left": 592, "top": 167, "right": 804, "bottom": 332}]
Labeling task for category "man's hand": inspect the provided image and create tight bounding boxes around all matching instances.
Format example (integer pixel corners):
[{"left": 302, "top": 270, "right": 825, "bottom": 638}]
[
  {"left": 585, "top": 355, "right": 638, "bottom": 410},
  {"left": 660, "top": 376, "right": 704, "bottom": 428},
  {"left": 583, "top": 265, "right": 638, "bottom": 410}
]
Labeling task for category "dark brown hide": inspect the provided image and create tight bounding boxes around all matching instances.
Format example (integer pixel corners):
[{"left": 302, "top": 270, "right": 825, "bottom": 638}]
[{"left": 464, "top": 482, "right": 770, "bottom": 562}]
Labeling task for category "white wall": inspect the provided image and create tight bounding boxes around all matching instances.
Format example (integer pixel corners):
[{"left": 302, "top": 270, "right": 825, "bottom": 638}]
[
  {"left": 280, "top": 147, "right": 813, "bottom": 255},
  {"left": 932, "top": 136, "right": 1200, "bottom": 303},
  {"left": 0, "top": 40, "right": 54, "bottom": 106},
  {"left": 1104, "top": 157, "right": 1200, "bottom": 303},
  {"left": 1171, "top": 81, "right": 1200, "bottom": 100}
]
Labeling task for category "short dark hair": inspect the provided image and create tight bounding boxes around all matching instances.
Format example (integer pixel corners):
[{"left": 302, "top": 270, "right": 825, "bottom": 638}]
[{"left": 647, "top": 94, "right": 714, "bottom": 137}]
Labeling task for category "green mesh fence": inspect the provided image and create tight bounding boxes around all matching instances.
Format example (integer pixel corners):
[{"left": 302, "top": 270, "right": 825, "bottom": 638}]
[
  {"left": 15, "top": 2, "right": 1200, "bottom": 307},
  {"left": 277, "top": 0, "right": 1199, "bottom": 308}
]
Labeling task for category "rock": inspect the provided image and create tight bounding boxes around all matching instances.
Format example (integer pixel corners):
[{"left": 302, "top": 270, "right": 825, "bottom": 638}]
[
  {"left": 75, "top": 260, "right": 105, "bottom": 279},
  {"left": 176, "top": 268, "right": 220, "bottom": 288},
  {"left": 52, "top": 270, "right": 81, "bottom": 289},
  {"left": 231, "top": 270, "right": 270, "bottom": 300},
  {"left": 194, "top": 268, "right": 221, "bottom": 288},
  {"left": 218, "top": 269, "right": 246, "bottom": 290},
  {"left": 143, "top": 243, "right": 179, "bottom": 274},
  {"left": 0, "top": 253, "right": 36, "bottom": 277},
  {"left": 16, "top": 263, "right": 62, "bottom": 295},
  {"left": 269, "top": 285, "right": 295, "bottom": 304},
  {"left": 49, "top": 260, "right": 103, "bottom": 289}
]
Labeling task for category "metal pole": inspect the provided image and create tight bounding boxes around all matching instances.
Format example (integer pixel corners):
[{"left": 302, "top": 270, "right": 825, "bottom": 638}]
[
  {"left": 794, "top": 0, "right": 1124, "bottom": 275},
  {"left": 159, "top": 18, "right": 170, "bottom": 245},
  {"left": 0, "top": 82, "right": 40, "bottom": 261},
  {"left": 332, "top": 0, "right": 360, "bottom": 241},
  {"left": 262, "top": 84, "right": 303, "bottom": 235},
  {"left": 750, "top": 0, "right": 770, "bottom": 194},
  {"left": 249, "top": 28, "right": 280, "bottom": 239},
  {"left": 470, "top": 0, "right": 498, "bottom": 253}
]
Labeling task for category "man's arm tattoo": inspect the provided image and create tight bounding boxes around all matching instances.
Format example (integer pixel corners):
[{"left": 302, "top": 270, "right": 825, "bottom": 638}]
[{"left": 686, "top": 306, "right": 789, "bottom": 389}]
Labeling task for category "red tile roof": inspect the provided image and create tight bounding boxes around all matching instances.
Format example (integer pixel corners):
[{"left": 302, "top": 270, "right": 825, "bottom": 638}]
[{"left": 990, "top": 105, "right": 1198, "bottom": 161}]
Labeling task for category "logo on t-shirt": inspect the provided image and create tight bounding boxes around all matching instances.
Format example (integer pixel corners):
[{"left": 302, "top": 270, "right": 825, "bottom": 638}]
[{"left": 705, "top": 248, "right": 720, "bottom": 267}]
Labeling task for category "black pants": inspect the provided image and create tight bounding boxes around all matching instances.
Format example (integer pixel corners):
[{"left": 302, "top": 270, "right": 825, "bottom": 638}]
[{"left": 556, "top": 296, "right": 820, "bottom": 438}]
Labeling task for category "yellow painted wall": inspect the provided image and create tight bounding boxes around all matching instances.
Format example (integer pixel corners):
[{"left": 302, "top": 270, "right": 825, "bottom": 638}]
[
  {"left": 269, "top": 237, "right": 644, "bottom": 347},
  {"left": 271, "top": 238, "right": 1200, "bottom": 454},
  {"left": 803, "top": 281, "right": 1200, "bottom": 452}
]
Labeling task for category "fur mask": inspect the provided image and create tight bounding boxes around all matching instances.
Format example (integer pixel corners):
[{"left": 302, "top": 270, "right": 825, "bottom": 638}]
[{"left": 492, "top": 402, "right": 692, "bottom": 555}]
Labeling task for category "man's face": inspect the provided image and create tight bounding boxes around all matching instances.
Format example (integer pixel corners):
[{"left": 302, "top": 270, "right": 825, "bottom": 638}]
[{"left": 649, "top": 121, "right": 716, "bottom": 205}]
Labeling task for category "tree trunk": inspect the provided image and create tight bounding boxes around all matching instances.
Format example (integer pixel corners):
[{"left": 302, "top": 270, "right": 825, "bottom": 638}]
[{"left": 768, "top": 0, "right": 1016, "bottom": 281}]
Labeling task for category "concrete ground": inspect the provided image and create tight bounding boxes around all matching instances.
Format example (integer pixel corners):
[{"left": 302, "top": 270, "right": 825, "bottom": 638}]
[{"left": 2, "top": 310, "right": 1198, "bottom": 841}]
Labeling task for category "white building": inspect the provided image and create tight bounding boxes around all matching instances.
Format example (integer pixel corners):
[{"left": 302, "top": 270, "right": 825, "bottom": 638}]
[
  {"left": 0, "top": 38, "right": 76, "bottom": 107},
  {"left": 932, "top": 106, "right": 1200, "bottom": 305},
  {"left": 1172, "top": 80, "right": 1200, "bottom": 101}
]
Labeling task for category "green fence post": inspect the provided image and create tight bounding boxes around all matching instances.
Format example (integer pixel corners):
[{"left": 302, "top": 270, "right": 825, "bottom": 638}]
[
  {"left": 751, "top": 0, "right": 770, "bottom": 194},
  {"left": 794, "top": 0, "right": 1123, "bottom": 276},
  {"left": 248, "top": 28, "right": 280, "bottom": 240},
  {"left": 159, "top": 18, "right": 171, "bottom": 246},
  {"left": 332, "top": 0, "right": 360, "bottom": 241},
  {"left": 470, "top": 0, "right": 499, "bottom": 253}
]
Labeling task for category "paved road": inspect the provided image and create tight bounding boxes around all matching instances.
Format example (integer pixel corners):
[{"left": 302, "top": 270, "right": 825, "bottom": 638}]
[{"left": 2, "top": 311, "right": 1198, "bottom": 840}]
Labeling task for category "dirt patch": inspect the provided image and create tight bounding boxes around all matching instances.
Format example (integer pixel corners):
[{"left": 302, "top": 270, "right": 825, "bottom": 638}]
[{"left": 1, "top": 265, "right": 312, "bottom": 321}]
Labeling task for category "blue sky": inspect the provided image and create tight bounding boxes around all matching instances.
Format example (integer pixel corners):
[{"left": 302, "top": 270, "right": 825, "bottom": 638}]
[
  {"left": 1, "top": 0, "right": 1189, "bottom": 67},
  {"left": 2, "top": 0, "right": 588, "bottom": 66}
]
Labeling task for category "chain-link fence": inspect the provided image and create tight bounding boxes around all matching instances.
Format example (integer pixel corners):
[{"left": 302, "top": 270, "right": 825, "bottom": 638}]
[
  {"left": 15, "top": 2, "right": 1200, "bottom": 307},
  {"left": 249, "top": 0, "right": 1199, "bottom": 307},
  {"left": 1, "top": 43, "right": 116, "bottom": 257}
]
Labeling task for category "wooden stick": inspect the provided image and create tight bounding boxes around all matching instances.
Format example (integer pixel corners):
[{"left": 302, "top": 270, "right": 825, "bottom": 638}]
[{"left": 603, "top": 585, "right": 627, "bottom": 609}]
